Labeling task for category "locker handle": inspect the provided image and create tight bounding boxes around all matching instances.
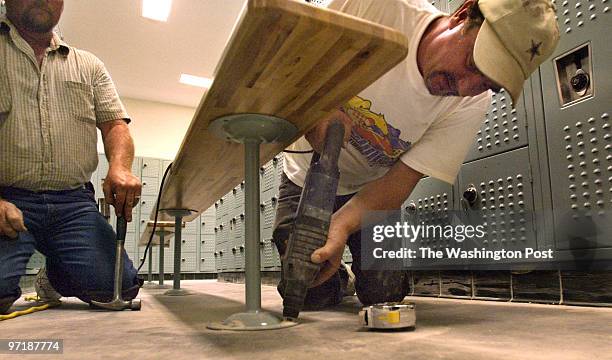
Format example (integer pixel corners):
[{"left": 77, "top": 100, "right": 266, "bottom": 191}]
[
  {"left": 462, "top": 184, "right": 479, "bottom": 208},
  {"left": 405, "top": 202, "right": 417, "bottom": 213}
]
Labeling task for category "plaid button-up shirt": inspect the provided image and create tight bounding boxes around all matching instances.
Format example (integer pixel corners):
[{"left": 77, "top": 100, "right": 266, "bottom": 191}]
[{"left": 0, "top": 17, "right": 129, "bottom": 191}]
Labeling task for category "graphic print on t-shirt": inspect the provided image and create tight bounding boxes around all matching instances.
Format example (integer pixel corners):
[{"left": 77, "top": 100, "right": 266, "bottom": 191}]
[{"left": 343, "top": 96, "right": 411, "bottom": 167}]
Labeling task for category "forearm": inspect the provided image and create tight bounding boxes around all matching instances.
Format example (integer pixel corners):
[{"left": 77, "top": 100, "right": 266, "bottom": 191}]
[
  {"left": 332, "top": 161, "right": 423, "bottom": 236},
  {"left": 101, "top": 120, "right": 135, "bottom": 171}
]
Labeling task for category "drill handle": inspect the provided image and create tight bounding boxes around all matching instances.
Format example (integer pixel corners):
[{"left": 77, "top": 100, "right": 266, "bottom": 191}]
[{"left": 318, "top": 119, "right": 345, "bottom": 172}]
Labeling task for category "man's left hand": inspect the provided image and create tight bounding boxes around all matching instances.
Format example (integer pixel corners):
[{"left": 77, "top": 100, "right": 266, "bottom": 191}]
[
  {"left": 102, "top": 166, "right": 142, "bottom": 222},
  {"left": 310, "top": 221, "right": 350, "bottom": 287}
]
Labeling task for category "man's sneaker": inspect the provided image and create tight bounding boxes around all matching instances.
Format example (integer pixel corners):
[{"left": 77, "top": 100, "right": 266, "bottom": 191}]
[
  {"left": 0, "top": 300, "right": 13, "bottom": 315},
  {"left": 35, "top": 267, "right": 61, "bottom": 302}
]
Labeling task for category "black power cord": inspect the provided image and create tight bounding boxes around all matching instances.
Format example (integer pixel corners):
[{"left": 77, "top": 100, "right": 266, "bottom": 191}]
[
  {"left": 137, "top": 162, "right": 173, "bottom": 272},
  {"left": 282, "top": 149, "right": 314, "bottom": 154}
]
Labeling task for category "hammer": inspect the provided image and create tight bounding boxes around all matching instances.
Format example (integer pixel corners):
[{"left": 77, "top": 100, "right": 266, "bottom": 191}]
[{"left": 91, "top": 215, "right": 142, "bottom": 311}]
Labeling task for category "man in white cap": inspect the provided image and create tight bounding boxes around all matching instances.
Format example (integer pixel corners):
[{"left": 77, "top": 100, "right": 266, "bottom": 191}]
[{"left": 274, "top": 0, "right": 560, "bottom": 307}]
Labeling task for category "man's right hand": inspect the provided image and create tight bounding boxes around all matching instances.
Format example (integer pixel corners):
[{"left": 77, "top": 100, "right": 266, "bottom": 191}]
[
  {"left": 305, "top": 109, "right": 353, "bottom": 153},
  {"left": 0, "top": 199, "right": 27, "bottom": 239}
]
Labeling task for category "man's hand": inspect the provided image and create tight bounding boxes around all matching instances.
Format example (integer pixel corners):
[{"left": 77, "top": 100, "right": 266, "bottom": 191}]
[
  {"left": 310, "top": 220, "right": 350, "bottom": 287},
  {"left": 102, "top": 166, "right": 142, "bottom": 222},
  {"left": 0, "top": 199, "right": 27, "bottom": 239},
  {"left": 305, "top": 109, "right": 353, "bottom": 153},
  {"left": 99, "top": 119, "right": 140, "bottom": 222}
]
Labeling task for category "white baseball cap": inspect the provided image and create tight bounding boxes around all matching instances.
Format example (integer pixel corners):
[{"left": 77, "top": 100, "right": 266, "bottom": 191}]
[{"left": 473, "top": 0, "right": 560, "bottom": 104}]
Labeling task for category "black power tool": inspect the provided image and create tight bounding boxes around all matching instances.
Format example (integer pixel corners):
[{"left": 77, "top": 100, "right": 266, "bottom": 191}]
[{"left": 281, "top": 119, "right": 345, "bottom": 319}]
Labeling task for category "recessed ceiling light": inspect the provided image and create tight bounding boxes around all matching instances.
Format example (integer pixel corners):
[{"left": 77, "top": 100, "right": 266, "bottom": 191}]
[
  {"left": 179, "top": 74, "right": 213, "bottom": 89},
  {"left": 142, "top": 0, "right": 172, "bottom": 22}
]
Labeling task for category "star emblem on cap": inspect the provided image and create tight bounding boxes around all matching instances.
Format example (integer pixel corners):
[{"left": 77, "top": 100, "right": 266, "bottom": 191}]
[{"left": 526, "top": 40, "right": 543, "bottom": 61}]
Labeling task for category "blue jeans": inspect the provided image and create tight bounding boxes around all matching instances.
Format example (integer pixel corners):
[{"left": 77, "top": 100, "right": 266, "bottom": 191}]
[{"left": 0, "top": 186, "right": 141, "bottom": 310}]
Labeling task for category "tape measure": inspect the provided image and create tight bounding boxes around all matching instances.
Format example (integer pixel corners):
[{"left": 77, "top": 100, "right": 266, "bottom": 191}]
[{"left": 359, "top": 302, "right": 416, "bottom": 330}]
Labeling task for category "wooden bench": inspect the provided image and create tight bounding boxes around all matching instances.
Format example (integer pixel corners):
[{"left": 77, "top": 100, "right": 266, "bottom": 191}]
[{"left": 139, "top": 0, "right": 408, "bottom": 330}]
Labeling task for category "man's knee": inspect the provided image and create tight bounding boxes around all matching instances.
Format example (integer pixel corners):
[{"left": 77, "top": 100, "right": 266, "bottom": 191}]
[{"left": 355, "top": 271, "right": 410, "bottom": 306}]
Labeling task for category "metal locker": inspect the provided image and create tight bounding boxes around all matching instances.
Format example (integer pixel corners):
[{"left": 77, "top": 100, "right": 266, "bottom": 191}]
[
  {"left": 179, "top": 252, "right": 197, "bottom": 273},
  {"left": 110, "top": 211, "right": 138, "bottom": 233},
  {"left": 223, "top": 244, "right": 234, "bottom": 271},
  {"left": 90, "top": 158, "right": 102, "bottom": 199},
  {"left": 432, "top": 0, "right": 448, "bottom": 12},
  {"left": 138, "top": 195, "right": 157, "bottom": 217},
  {"left": 218, "top": 222, "right": 229, "bottom": 244},
  {"left": 402, "top": 176, "right": 455, "bottom": 256},
  {"left": 223, "top": 191, "right": 236, "bottom": 217},
  {"left": 141, "top": 157, "right": 161, "bottom": 178},
  {"left": 202, "top": 205, "right": 216, "bottom": 218},
  {"left": 232, "top": 246, "right": 245, "bottom": 271},
  {"left": 273, "top": 154, "right": 284, "bottom": 190},
  {"left": 457, "top": 148, "right": 538, "bottom": 265},
  {"left": 465, "top": 90, "right": 530, "bottom": 162},
  {"left": 138, "top": 247, "right": 159, "bottom": 273},
  {"left": 183, "top": 219, "right": 198, "bottom": 234},
  {"left": 97, "top": 154, "right": 109, "bottom": 181},
  {"left": 162, "top": 246, "right": 172, "bottom": 271},
  {"left": 233, "top": 214, "right": 245, "bottom": 248},
  {"left": 262, "top": 198, "right": 277, "bottom": 230},
  {"left": 200, "top": 253, "right": 216, "bottom": 273},
  {"left": 124, "top": 232, "right": 137, "bottom": 255},
  {"left": 232, "top": 182, "right": 245, "bottom": 214},
  {"left": 141, "top": 176, "right": 160, "bottom": 197},
  {"left": 201, "top": 234, "right": 216, "bottom": 252},
  {"left": 261, "top": 161, "right": 276, "bottom": 192},
  {"left": 215, "top": 201, "right": 223, "bottom": 228},
  {"left": 201, "top": 209, "right": 216, "bottom": 235},
  {"left": 214, "top": 252, "right": 222, "bottom": 272},
  {"left": 262, "top": 240, "right": 276, "bottom": 268},
  {"left": 539, "top": 0, "right": 612, "bottom": 254},
  {"left": 215, "top": 229, "right": 224, "bottom": 252},
  {"left": 163, "top": 250, "right": 196, "bottom": 273},
  {"left": 180, "top": 234, "right": 197, "bottom": 253},
  {"left": 131, "top": 157, "right": 142, "bottom": 177},
  {"left": 446, "top": 0, "right": 461, "bottom": 13}
]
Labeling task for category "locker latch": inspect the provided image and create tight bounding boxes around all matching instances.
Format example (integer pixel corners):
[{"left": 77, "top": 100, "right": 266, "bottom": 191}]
[{"left": 553, "top": 42, "right": 593, "bottom": 107}]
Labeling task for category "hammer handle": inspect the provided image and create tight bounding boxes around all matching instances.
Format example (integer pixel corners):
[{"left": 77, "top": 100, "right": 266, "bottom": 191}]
[{"left": 116, "top": 216, "right": 127, "bottom": 241}]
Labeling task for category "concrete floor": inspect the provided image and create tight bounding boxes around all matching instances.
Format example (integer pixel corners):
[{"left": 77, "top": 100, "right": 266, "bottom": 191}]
[{"left": 3, "top": 280, "right": 612, "bottom": 360}]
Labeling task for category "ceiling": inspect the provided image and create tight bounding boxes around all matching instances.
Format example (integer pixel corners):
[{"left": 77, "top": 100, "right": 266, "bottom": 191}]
[{"left": 59, "top": 0, "right": 247, "bottom": 108}]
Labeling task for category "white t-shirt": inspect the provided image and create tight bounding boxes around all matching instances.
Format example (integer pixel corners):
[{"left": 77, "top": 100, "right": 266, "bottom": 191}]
[{"left": 284, "top": 0, "right": 491, "bottom": 194}]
